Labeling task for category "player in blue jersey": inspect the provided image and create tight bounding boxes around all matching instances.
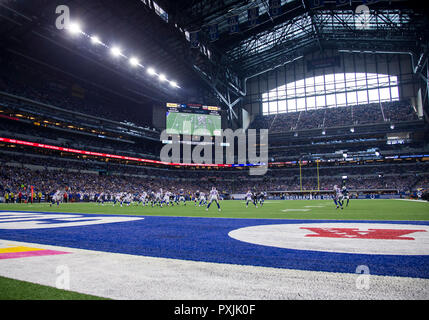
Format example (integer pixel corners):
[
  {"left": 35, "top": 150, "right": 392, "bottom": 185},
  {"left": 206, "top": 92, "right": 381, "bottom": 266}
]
[
  {"left": 177, "top": 188, "right": 186, "bottom": 205},
  {"left": 342, "top": 185, "right": 350, "bottom": 207},
  {"left": 258, "top": 191, "right": 266, "bottom": 207},
  {"left": 194, "top": 190, "right": 200, "bottom": 206},
  {"left": 50, "top": 190, "right": 62, "bottom": 207}
]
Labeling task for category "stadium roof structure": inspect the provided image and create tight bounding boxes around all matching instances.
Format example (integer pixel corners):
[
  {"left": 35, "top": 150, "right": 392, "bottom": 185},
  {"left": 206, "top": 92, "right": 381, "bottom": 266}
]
[
  {"left": 160, "top": 0, "right": 428, "bottom": 123},
  {"left": 0, "top": 0, "right": 428, "bottom": 125}
]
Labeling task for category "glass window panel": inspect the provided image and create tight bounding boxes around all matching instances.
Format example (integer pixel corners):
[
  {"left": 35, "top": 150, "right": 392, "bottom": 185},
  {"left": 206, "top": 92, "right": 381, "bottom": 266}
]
[
  {"left": 325, "top": 74, "right": 335, "bottom": 92},
  {"left": 288, "top": 98, "right": 297, "bottom": 112},
  {"left": 378, "top": 74, "right": 390, "bottom": 87},
  {"left": 367, "top": 73, "right": 378, "bottom": 89},
  {"left": 269, "top": 101, "right": 277, "bottom": 113},
  {"left": 326, "top": 94, "right": 336, "bottom": 107},
  {"left": 287, "top": 81, "right": 295, "bottom": 91},
  {"left": 277, "top": 85, "right": 286, "bottom": 100},
  {"left": 306, "top": 96, "right": 316, "bottom": 110},
  {"left": 391, "top": 86, "right": 399, "bottom": 100},
  {"left": 316, "top": 94, "right": 326, "bottom": 108},
  {"left": 295, "top": 79, "right": 305, "bottom": 95},
  {"left": 336, "top": 93, "right": 347, "bottom": 107},
  {"left": 335, "top": 73, "right": 345, "bottom": 91},
  {"left": 305, "top": 77, "right": 315, "bottom": 95},
  {"left": 278, "top": 100, "right": 287, "bottom": 112},
  {"left": 345, "top": 73, "right": 357, "bottom": 91},
  {"left": 314, "top": 76, "right": 324, "bottom": 92},
  {"left": 368, "top": 88, "right": 379, "bottom": 102},
  {"left": 355, "top": 73, "right": 367, "bottom": 89},
  {"left": 379, "top": 88, "right": 391, "bottom": 102},
  {"left": 297, "top": 98, "right": 306, "bottom": 110},
  {"left": 262, "top": 92, "right": 269, "bottom": 102},
  {"left": 347, "top": 91, "right": 357, "bottom": 105},
  {"left": 262, "top": 102, "right": 269, "bottom": 115},
  {"left": 357, "top": 90, "right": 368, "bottom": 104}
]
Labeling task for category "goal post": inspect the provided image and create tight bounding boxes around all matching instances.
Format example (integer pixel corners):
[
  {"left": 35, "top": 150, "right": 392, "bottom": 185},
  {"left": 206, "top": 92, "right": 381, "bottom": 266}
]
[{"left": 299, "top": 159, "right": 320, "bottom": 192}]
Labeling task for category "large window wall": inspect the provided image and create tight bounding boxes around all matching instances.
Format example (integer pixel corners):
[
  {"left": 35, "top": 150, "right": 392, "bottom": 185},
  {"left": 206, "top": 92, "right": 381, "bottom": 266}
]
[
  {"left": 262, "top": 72, "right": 399, "bottom": 115},
  {"left": 243, "top": 51, "right": 417, "bottom": 117}
]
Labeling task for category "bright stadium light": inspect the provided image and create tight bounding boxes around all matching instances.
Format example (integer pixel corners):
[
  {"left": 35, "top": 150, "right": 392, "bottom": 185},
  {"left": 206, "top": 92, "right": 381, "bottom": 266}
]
[
  {"left": 67, "top": 22, "right": 82, "bottom": 35},
  {"left": 111, "top": 46, "right": 122, "bottom": 57},
  {"left": 129, "top": 57, "right": 140, "bottom": 67},
  {"left": 90, "top": 35, "right": 102, "bottom": 45},
  {"left": 61, "top": 22, "right": 181, "bottom": 90}
]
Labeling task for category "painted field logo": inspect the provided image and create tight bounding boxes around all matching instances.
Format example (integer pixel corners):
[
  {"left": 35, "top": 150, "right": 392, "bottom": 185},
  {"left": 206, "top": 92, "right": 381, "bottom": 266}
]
[
  {"left": 301, "top": 227, "right": 426, "bottom": 240},
  {"left": 228, "top": 223, "right": 429, "bottom": 255},
  {"left": 0, "top": 212, "right": 144, "bottom": 229}
]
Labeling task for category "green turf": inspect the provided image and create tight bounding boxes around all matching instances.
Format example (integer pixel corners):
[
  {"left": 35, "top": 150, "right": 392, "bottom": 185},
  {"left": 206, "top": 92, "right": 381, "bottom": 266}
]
[
  {"left": 0, "top": 276, "right": 108, "bottom": 300},
  {"left": 0, "top": 199, "right": 428, "bottom": 220}
]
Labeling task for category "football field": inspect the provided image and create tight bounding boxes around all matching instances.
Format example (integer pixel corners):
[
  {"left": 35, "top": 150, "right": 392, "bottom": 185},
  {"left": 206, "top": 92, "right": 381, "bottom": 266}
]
[
  {"left": 0, "top": 199, "right": 428, "bottom": 300},
  {"left": 0, "top": 199, "right": 428, "bottom": 220}
]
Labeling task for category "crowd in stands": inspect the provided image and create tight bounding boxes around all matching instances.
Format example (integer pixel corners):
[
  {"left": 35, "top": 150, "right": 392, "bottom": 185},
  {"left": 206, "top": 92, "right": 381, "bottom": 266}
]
[
  {"left": 0, "top": 119, "right": 160, "bottom": 158},
  {"left": 324, "top": 106, "right": 353, "bottom": 128},
  {"left": 250, "top": 100, "right": 420, "bottom": 133},
  {"left": 1, "top": 149, "right": 427, "bottom": 201}
]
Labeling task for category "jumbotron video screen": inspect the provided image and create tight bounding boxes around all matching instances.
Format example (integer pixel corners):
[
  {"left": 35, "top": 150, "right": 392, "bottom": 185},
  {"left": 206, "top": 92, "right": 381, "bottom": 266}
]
[{"left": 166, "top": 103, "right": 222, "bottom": 136}]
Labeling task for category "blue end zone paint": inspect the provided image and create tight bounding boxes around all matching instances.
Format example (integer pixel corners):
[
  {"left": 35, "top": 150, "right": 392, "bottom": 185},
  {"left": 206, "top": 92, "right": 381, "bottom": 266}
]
[{"left": 0, "top": 210, "right": 428, "bottom": 279}]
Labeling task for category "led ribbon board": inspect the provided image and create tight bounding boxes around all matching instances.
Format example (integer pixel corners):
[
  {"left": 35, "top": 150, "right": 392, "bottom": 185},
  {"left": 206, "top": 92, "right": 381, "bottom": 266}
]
[{"left": 0, "top": 137, "right": 264, "bottom": 168}]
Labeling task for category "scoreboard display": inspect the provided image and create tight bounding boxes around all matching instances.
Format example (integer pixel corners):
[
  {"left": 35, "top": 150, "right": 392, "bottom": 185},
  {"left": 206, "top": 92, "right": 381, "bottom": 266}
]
[{"left": 166, "top": 103, "right": 222, "bottom": 136}]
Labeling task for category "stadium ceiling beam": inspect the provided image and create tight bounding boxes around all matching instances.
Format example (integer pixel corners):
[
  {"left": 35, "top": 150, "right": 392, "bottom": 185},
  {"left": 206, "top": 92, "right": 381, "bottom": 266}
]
[
  {"left": 171, "top": 0, "right": 248, "bottom": 30},
  {"left": 216, "top": 1, "right": 307, "bottom": 51},
  {"left": 135, "top": 0, "right": 250, "bottom": 111},
  {"left": 229, "top": 6, "right": 427, "bottom": 74},
  {"left": 225, "top": 13, "right": 313, "bottom": 64}
]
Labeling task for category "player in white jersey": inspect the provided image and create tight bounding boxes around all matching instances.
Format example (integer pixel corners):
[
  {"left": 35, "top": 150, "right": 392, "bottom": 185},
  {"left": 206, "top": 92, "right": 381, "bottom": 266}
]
[
  {"left": 245, "top": 190, "right": 257, "bottom": 208},
  {"left": 154, "top": 190, "right": 163, "bottom": 207},
  {"left": 112, "top": 193, "right": 121, "bottom": 206},
  {"left": 162, "top": 191, "right": 172, "bottom": 207},
  {"left": 50, "top": 190, "right": 62, "bottom": 207},
  {"left": 198, "top": 191, "right": 207, "bottom": 206},
  {"left": 124, "top": 193, "right": 134, "bottom": 206},
  {"left": 139, "top": 191, "right": 148, "bottom": 206},
  {"left": 206, "top": 187, "right": 221, "bottom": 212},
  {"left": 149, "top": 191, "right": 156, "bottom": 207},
  {"left": 333, "top": 185, "right": 344, "bottom": 210}
]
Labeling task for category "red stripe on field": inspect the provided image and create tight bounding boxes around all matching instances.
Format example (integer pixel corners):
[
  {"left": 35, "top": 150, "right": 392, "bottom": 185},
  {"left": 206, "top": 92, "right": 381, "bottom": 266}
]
[{"left": 0, "top": 250, "right": 71, "bottom": 260}]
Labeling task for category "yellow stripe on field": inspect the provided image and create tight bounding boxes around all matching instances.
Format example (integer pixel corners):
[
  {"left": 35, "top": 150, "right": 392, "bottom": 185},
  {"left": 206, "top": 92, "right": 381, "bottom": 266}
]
[{"left": 0, "top": 246, "right": 45, "bottom": 253}]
